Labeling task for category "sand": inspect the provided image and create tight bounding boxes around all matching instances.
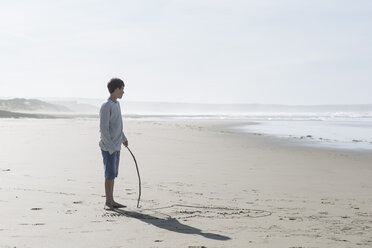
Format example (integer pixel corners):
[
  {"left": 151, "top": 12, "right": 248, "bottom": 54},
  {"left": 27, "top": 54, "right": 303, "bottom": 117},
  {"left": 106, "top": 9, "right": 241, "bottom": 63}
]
[{"left": 0, "top": 118, "right": 371, "bottom": 248}]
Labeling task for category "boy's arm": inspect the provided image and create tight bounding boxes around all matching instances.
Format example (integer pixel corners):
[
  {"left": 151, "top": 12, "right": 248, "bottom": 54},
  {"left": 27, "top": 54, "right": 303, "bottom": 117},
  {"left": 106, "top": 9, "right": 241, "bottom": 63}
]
[{"left": 100, "top": 104, "right": 116, "bottom": 155}]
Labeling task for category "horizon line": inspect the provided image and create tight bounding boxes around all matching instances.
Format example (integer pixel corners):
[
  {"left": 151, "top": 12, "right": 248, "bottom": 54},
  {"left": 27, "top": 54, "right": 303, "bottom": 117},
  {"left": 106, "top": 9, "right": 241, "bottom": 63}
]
[{"left": 1, "top": 96, "right": 372, "bottom": 107}]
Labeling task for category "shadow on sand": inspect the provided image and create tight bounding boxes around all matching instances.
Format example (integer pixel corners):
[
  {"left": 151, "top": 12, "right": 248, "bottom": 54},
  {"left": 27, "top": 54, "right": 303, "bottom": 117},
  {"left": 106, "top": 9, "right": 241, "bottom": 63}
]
[{"left": 112, "top": 208, "right": 231, "bottom": 241}]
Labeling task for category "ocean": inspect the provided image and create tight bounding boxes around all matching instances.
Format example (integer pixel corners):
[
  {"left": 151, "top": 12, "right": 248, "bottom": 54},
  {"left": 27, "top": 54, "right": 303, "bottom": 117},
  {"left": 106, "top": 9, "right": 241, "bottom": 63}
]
[
  {"left": 226, "top": 113, "right": 372, "bottom": 151},
  {"left": 125, "top": 110, "right": 372, "bottom": 151}
]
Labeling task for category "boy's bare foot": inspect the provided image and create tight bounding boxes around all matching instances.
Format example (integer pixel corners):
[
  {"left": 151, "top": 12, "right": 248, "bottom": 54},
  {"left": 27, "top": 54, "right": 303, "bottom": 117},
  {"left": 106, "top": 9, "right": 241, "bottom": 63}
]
[
  {"left": 104, "top": 204, "right": 114, "bottom": 211},
  {"left": 113, "top": 202, "right": 127, "bottom": 208}
]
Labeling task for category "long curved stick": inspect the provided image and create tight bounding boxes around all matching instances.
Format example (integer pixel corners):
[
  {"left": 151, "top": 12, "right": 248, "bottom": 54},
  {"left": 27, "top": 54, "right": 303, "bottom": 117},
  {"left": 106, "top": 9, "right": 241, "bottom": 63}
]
[{"left": 126, "top": 146, "right": 141, "bottom": 208}]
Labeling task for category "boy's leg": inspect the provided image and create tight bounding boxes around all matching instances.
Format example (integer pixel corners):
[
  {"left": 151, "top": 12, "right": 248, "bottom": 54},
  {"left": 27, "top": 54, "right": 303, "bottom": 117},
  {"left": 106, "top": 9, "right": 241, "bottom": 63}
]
[
  {"left": 105, "top": 179, "right": 114, "bottom": 209},
  {"left": 102, "top": 149, "right": 117, "bottom": 209},
  {"left": 111, "top": 179, "right": 126, "bottom": 208},
  {"left": 111, "top": 152, "right": 126, "bottom": 208}
]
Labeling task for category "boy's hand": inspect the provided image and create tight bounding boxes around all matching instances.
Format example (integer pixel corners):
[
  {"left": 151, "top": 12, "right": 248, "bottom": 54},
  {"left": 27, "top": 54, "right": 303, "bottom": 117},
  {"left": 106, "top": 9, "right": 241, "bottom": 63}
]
[
  {"left": 123, "top": 141, "right": 128, "bottom": 147},
  {"left": 110, "top": 151, "right": 117, "bottom": 156}
]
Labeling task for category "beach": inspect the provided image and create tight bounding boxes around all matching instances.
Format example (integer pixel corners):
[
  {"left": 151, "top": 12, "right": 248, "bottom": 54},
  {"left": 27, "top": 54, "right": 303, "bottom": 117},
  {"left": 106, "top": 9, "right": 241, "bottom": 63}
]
[{"left": 1, "top": 118, "right": 372, "bottom": 248}]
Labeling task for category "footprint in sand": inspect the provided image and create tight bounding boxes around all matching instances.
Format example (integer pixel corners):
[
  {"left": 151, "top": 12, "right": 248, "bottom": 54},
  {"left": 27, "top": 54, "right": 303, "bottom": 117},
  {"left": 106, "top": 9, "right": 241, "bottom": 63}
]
[
  {"left": 355, "top": 212, "right": 371, "bottom": 217},
  {"left": 279, "top": 216, "right": 303, "bottom": 221},
  {"left": 125, "top": 189, "right": 135, "bottom": 195},
  {"left": 20, "top": 223, "right": 46, "bottom": 226},
  {"left": 31, "top": 208, "right": 42, "bottom": 211}
]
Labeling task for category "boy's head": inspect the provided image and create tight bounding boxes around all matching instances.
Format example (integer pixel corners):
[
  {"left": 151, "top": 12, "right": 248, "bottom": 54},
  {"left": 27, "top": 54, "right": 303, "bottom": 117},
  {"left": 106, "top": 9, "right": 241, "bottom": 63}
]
[{"left": 107, "top": 78, "right": 125, "bottom": 99}]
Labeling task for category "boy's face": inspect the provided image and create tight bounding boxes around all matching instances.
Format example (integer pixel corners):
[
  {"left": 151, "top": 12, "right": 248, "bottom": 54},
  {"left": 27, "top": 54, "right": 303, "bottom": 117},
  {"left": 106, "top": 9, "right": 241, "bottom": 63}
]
[{"left": 115, "top": 86, "right": 125, "bottom": 99}]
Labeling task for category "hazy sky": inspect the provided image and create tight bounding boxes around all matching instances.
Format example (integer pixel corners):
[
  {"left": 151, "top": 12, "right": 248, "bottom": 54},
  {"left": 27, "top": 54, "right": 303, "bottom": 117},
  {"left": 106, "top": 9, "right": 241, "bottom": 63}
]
[{"left": 1, "top": 0, "right": 371, "bottom": 104}]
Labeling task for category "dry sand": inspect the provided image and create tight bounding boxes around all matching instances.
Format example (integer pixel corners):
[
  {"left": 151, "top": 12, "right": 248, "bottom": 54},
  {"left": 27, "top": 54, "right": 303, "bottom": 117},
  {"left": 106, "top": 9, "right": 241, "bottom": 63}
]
[{"left": 0, "top": 118, "right": 371, "bottom": 248}]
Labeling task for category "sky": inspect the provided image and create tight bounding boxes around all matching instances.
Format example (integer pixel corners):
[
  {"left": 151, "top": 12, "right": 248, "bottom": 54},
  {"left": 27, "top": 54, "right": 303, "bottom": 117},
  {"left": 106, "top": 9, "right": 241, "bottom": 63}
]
[{"left": 0, "top": 0, "right": 371, "bottom": 105}]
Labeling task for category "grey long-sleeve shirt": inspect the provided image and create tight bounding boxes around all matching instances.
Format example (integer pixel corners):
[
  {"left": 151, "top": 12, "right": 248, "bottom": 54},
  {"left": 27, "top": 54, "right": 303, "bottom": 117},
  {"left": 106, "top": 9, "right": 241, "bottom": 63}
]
[{"left": 99, "top": 98, "right": 127, "bottom": 154}]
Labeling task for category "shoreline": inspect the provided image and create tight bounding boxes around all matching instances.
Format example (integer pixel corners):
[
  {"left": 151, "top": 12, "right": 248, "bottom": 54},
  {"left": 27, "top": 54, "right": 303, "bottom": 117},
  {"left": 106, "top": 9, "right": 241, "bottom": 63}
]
[
  {"left": 2, "top": 112, "right": 371, "bottom": 152},
  {"left": 211, "top": 120, "right": 372, "bottom": 153},
  {"left": 175, "top": 119, "right": 372, "bottom": 155}
]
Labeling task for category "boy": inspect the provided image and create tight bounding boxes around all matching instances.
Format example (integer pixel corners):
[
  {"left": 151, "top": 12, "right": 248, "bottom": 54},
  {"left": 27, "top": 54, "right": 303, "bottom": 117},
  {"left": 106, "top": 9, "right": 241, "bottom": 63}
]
[{"left": 99, "top": 78, "right": 128, "bottom": 210}]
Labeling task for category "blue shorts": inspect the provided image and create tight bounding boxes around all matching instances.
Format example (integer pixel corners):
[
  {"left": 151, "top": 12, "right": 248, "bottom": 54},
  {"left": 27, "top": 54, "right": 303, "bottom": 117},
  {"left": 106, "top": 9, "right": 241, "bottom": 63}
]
[{"left": 101, "top": 149, "right": 120, "bottom": 179}]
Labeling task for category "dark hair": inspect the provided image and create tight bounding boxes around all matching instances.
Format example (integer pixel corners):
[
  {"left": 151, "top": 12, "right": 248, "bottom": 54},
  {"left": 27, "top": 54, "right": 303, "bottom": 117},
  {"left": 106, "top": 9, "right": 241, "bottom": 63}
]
[{"left": 107, "top": 78, "right": 125, "bottom": 93}]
